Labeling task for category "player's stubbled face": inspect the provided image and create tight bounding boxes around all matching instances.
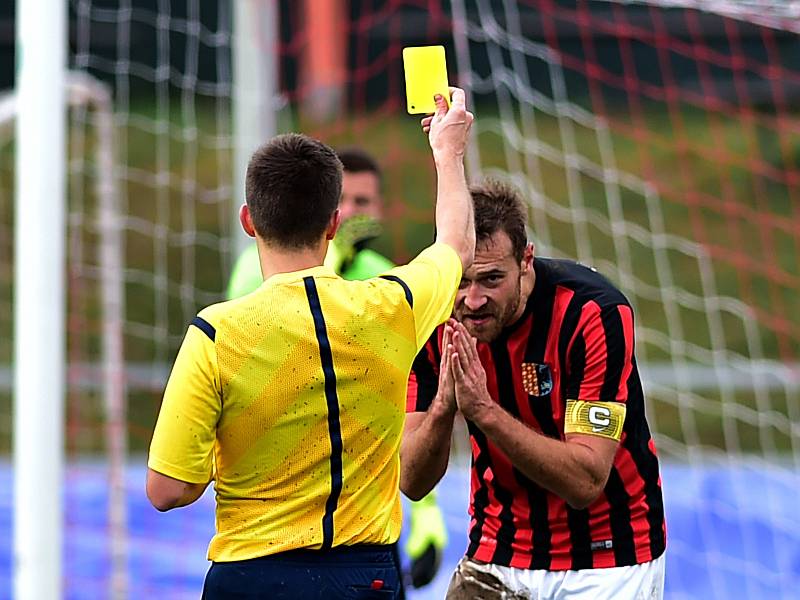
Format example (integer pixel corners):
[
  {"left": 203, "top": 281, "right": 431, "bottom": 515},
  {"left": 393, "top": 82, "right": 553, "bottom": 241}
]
[{"left": 454, "top": 230, "right": 523, "bottom": 343}]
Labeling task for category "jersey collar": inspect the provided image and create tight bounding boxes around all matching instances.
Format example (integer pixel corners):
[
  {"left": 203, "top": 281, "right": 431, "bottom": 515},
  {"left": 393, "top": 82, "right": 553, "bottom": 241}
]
[{"left": 261, "top": 264, "right": 339, "bottom": 286}]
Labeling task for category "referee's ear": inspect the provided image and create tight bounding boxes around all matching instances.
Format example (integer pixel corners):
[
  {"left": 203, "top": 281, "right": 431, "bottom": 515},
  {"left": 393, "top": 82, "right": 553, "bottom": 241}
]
[
  {"left": 240, "top": 203, "right": 257, "bottom": 238},
  {"left": 325, "top": 208, "right": 342, "bottom": 241}
]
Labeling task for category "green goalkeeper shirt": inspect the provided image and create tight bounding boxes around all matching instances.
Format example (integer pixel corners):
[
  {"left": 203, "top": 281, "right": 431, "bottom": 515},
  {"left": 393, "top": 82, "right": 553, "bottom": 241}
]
[{"left": 226, "top": 242, "right": 394, "bottom": 300}]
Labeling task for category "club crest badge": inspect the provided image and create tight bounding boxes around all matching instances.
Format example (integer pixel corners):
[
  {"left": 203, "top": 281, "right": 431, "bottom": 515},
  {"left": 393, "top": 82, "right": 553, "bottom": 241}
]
[{"left": 521, "top": 362, "right": 553, "bottom": 397}]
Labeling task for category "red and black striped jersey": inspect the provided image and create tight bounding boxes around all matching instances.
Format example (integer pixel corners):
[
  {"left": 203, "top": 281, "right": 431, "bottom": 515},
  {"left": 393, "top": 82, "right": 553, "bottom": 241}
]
[{"left": 407, "top": 257, "right": 666, "bottom": 570}]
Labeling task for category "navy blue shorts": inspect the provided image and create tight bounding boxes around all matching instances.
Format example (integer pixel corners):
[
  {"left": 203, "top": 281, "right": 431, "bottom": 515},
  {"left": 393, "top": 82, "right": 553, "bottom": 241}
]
[{"left": 201, "top": 544, "right": 404, "bottom": 599}]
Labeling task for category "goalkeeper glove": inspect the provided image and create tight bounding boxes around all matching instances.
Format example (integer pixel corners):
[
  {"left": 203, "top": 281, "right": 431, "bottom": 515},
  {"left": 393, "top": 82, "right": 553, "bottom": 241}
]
[
  {"left": 324, "top": 214, "right": 383, "bottom": 275},
  {"left": 405, "top": 491, "right": 447, "bottom": 588}
]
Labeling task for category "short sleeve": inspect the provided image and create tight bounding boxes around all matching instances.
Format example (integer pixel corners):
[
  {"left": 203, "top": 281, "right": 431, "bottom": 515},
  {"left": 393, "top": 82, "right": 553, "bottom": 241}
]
[
  {"left": 565, "top": 302, "right": 635, "bottom": 403},
  {"left": 382, "top": 243, "right": 462, "bottom": 350},
  {"left": 148, "top": 318, "right": 222, "bottom": 483}
]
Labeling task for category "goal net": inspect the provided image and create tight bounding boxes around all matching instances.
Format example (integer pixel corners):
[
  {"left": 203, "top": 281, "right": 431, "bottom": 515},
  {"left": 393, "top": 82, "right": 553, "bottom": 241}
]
[
  {"left": 451, "top": 1, "right": 799, "bottom": 598},
  {"left": 2, "top": 1, "right": 236, "bottom": 597},
  {"left": 1, "top": 0, "right": 798, "bottom": 598}
]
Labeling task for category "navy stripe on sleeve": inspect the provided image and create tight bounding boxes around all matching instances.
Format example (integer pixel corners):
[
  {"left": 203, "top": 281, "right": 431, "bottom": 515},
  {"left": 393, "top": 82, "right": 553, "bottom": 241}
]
[
  {"left": 379, "top": 275, "right": 414, "bottom": 308},
  {"left": 303, "top": 276, "right": 343, "bottom": 551},
  {"left": 190, "top": 316, "right": 216, "bottom": 341}
]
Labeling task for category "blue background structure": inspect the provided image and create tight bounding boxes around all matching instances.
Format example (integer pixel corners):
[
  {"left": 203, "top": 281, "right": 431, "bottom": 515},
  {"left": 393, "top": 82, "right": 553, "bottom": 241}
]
[{"left": 1, "top": 461, "right": 798, "bottom": 599}]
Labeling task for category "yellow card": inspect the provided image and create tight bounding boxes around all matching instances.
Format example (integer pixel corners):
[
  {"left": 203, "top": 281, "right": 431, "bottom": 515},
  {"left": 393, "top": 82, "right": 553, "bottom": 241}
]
[{"left": 402, "top": 46, "right": 449, "bottom": 114}]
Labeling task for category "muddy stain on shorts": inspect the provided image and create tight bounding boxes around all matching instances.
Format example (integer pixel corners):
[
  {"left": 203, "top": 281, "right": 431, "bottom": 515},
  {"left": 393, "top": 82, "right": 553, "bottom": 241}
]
[{"left": 445, "top": 558, "right": 529, "bottom": 600}]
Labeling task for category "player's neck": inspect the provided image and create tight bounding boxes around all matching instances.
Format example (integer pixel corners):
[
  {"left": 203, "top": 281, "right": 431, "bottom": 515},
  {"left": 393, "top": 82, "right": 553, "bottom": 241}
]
[{"left": 256, "top": 238, "right": 328, "bottom": 280}]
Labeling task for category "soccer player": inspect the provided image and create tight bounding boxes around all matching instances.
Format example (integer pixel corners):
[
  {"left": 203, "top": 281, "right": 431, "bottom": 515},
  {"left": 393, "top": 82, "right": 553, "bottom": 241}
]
[
  {"left": 145, "top": 88, "right": 474, "bottom": 599},
  {"left": 225, "top": 147, "right": 448, "bottom": 587},
  {"left": 402, "top": 180, "right": 666, "bottom": 599}
]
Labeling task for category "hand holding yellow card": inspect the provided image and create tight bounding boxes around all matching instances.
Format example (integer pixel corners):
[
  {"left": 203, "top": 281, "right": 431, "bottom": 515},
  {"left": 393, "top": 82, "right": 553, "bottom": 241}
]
[{"left": 403, "top": 46, "right": 450, "bottom": 114}]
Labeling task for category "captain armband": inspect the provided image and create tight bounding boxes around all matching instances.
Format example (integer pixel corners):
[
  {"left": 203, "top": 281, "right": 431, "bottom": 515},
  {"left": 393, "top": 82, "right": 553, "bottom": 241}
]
[{"left": 564, "top": 400, "right": 626, "bottom": 441}]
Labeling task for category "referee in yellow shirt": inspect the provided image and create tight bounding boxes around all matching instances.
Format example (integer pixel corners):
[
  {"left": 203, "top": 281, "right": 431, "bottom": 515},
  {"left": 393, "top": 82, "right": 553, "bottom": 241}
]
[{"left": 146, "top": 88, "right": 475, "bottom": 599}]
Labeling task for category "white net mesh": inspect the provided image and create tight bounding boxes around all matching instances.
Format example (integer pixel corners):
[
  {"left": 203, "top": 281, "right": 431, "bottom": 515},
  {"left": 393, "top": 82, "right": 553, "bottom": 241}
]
[
  {"left": 634, "top": 0, "right": 800, "bottom": 33},
  {"left": 456, "top": 0, "right": 800, "bottom": 453},
  {"left": 453, "top": 0, "right": 799, "bottom": 597},
  {"left": 2, "top": 2, "right": 235, "bottom": 597},
  {"left": 1, "top": 1, "right": 798, "bottom": 598},
  {"left": 71, "top": 0, "right": 234, "bottom": 360}
]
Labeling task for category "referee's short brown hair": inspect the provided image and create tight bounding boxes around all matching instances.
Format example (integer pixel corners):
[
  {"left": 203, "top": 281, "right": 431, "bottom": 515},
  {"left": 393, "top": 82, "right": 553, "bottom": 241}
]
[
  {"left": 470, "top": 178, "right": 528, "bottom": 262},
  {"left": 246, "top": 133, "right": 343, "bottom": 249}
]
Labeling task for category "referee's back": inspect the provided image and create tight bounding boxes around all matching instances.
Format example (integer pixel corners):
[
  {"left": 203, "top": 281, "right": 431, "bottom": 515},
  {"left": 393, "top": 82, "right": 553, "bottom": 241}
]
[{"left": 149, "top": 243, "right": 462, "bottom": 561}]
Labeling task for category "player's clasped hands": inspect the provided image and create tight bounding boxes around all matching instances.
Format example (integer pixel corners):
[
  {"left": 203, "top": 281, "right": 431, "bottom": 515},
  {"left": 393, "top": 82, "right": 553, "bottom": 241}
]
[
  {"left": 434, "top": 321, "right": 457, "bottom": 415},
  {"left": 446, "top": 319, "right": 493, "bottom": 421},
  {"left": 422, "top": 87, "right": 474, "bottom": 159}
]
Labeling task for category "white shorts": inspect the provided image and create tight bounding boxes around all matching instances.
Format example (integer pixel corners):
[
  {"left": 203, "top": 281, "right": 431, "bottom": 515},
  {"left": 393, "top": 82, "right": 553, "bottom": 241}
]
[{"left": 445, "top": 553, "right": 665, "bottom": 600}]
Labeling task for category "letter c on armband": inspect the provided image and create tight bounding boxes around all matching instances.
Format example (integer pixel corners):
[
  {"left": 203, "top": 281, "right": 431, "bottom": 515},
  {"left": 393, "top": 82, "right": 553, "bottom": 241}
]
[{"left": 564, "top": 400, "right": 626, "bottom": 441}]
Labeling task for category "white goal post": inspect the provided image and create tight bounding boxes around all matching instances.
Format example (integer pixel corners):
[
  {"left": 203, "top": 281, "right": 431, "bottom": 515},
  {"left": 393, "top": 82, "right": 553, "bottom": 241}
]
[
  {"left": 9, "top": 2, "right": 276, "bottom": 598},
  {"left": 13, "top": 1, "right": 67, "bottom": 597},
  {"left": 9, "top": 66, "right": 125, "bottom": 600}
]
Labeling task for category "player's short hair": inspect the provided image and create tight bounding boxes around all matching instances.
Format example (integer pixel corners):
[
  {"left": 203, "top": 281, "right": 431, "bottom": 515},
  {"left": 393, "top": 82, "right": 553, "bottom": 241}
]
[
  {"left": 470, "top": 178, "right": 528, "bottom": 262},
  {"left": 246, "top": 133, "right": 343, "bottom": 249}
]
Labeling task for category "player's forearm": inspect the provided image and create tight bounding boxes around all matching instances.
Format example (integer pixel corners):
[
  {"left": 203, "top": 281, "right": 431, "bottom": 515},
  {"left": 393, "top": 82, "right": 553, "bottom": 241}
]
[
  {"left": 401, "top": 402, "right": 456, "bottom": 500},
  {"left": 472, "top": 404, "right": 609, "bottom": 509},
  {"left": 433, "top": 157, "right": 475, "bottom": 269}
]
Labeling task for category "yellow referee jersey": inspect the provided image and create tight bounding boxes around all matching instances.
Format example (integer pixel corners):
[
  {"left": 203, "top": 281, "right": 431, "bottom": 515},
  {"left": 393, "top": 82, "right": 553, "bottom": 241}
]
[{"left": 148, "top": 242, "right": 461, "bottom": 562}]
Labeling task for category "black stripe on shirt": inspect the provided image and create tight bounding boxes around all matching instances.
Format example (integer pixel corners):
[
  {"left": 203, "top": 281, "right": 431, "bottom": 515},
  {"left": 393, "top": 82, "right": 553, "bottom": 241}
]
[
  {"left": 523, "top": 273, "right": 556, "bottom": 569},
  {"left": 557, "top": 293, "right": 585, "bottom": 389},
  {"left": 599, "top": 306, "right": 626, "bottom": 401},
  {"left": 604, "top": 466, "right": 637, "bottom": 565},
  {"left": 190, "top": 316, "right": 215, "bottom": 341},
  {"left": 303, "top": 276, "right": 343, "bottom": 551},
  {"left": 466, "top": 422, "right": 525, "bottom": 564},
  {"left": 524, "top": 480, "right": 551, "bottom": 570},
  {"left": 567, "top": 507, "right": 593, "bottom": 569},
  {"left": 411, "top": 342, "right": 438, "bottom": 412},
  {"left": 430, "top": 330, "right": 442, "bottom": 365},
  {"left": 567, "top": 334, "right": 587, "bottom": 397},
  {"left": 379, "top": 275, "right": 413, "bottom": 308},
  {"left": 526, "top": 288, "right": 562, "bottom": 443},
  {"left": 623, "top": 363, "right": 667, "bottom": 559},
  {"left": 466, "top": 422, "right": 492, "bottom": 557},
  {"left": 488, "top": 339, "right": 522, "bottom": 566},
  {"left": 556, "top": 293, "right": 595, "bottom": 568},
  {"left": 562, "top": 332, "right": 594, "bottom": 569}
]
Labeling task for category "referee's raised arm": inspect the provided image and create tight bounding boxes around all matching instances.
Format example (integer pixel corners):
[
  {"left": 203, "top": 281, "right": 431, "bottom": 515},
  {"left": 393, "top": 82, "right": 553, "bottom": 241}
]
[{"left": 423, "top": 87, "right": 475, "bottom": 270}]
